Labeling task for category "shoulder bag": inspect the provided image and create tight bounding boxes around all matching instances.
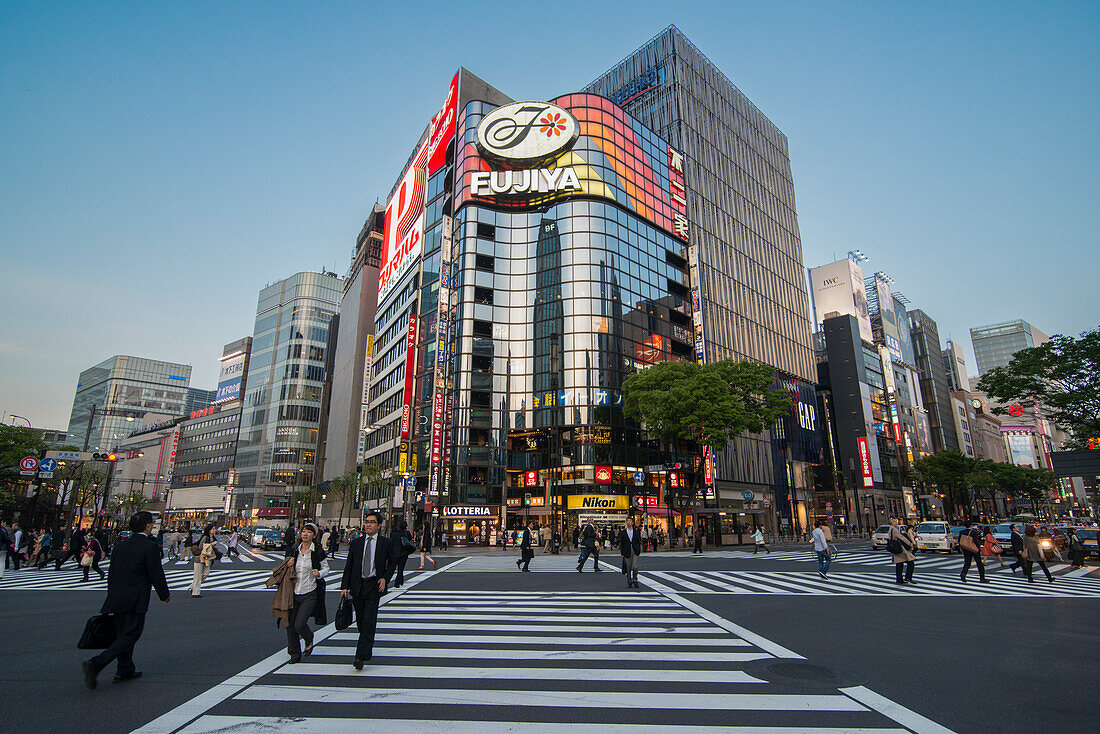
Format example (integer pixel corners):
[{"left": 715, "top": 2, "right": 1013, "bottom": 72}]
[
  {"left": 960, "top": 532, "right": 979, "bottom": 554},
  {"left": 334, "top": 595, "right": 354, "bottom": 631}
]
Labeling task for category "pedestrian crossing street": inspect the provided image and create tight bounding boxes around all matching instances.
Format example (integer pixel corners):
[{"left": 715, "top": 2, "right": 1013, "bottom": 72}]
[
  {"left": 641, "top": 569, "right": 1100, "bottom": 597},
  {"left": 143, "top": 589, "right": 938, "bottom": 734}
]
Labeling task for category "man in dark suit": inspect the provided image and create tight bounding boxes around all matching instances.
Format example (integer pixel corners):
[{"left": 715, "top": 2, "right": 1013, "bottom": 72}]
[
  {"left": 516, "top": 520, "right": 534, "bottom": 572},
  {"left": 83, "top": 511, "right": 170, "bottom": 689},
  {"left": 340, "top": 510, "right": 395, "bottom": 670},
  {"left": 576, "top": 518, "right": 601, "bottom": 572},
  {"left": 619, "top": 517, "right": 643, "bottom": 588}
]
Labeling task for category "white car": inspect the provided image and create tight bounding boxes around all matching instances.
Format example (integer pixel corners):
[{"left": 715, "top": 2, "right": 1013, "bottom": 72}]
[
  {"left": 915, "top": 521, "right": 957, "bottom": 553},
  {"left": 871, "top": 525, "right": 893, "bottom": 550}
]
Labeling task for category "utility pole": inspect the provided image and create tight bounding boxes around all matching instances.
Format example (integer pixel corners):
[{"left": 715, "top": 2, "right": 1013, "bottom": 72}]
[{"left": 62, "top": 404, "right": 96, "bottom": 548}]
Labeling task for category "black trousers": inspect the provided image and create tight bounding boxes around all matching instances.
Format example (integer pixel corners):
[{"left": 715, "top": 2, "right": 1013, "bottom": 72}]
[
  {"left": 895, "top": 560, "right": 914, "bottom": 582},
  {"left": 55, "top": 549, "right": 78, "bottom": 570},
  {"left": 961, "top": 552, "right": 986, "bottom": 581},
  {"left": 520, "top": 547, "right": 533, "bottom": 570},
  {"left": 693, "top": 537, "right": 703, "bottom": 553},
  {"left": 83, "top": 558, "right": 105, "bottom": 581},
  {"left": 1024, "top": 559, "right": 1053, "bottom": 582},
  {"left": 352, "top": 581, "right": 383, "bottom": 659},
  {"left": 394, "top": 555, "right": 409, "bottom": 587},
  {"left": 286, "top": 590, "right": 317, "bottom": 655},
  {"left": 577, "top": 545, "right": 600, "bottom": 570},
  {"left": 90, "top": 612, "right": 145, "bottom": 677}
]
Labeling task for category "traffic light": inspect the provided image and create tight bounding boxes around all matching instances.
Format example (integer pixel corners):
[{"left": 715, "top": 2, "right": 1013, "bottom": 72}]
[
  {"left": 91, "top": 452, "right": 118, "bottom": 462},
  {"left": 523, "top": 493, "right": 532, "bottom": 506},
  {"left": 665, "top": 462, "right": 682, "bottom": 470}
]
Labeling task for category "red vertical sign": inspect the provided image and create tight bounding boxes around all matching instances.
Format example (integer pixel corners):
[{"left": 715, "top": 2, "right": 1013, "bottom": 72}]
[
  {"left": 399, "top": 315, "right": 418, "bottom": 441},
  {"left": 857, "top": 436, "right": 874, "bottom": 487}
]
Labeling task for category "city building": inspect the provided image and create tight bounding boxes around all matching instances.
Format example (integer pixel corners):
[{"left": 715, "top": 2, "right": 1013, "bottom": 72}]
[
  {"left": 232, "top": 271, "right": 343, "bottom": 518},
  {"left": 66, "top": 355, "right": 193, "bottom": 452},
  {"left": 113, "top": 415, "right": 188, "bottom": 512},
  {"left": 908, "top": 309, "right": 959, "bottom": 454},
  {"left": 362, "top": 31, "right": 822, "bottom": 547},
  {"left": 166, "top": 337, "right": 252, "bottom": 524},
  {"left": 585, "top": 26, "right": 820, "bottom": 540},
  {"left": 970, "top": 319, "right": 1049, "bottom": 376},
  {"left": 950, "top": 391, "right": 978, "bottom": 458},
  {"left": 185, "top": 387, "right": 217, "bottom": 414},
  {"left": 942, "top": 339, "right": 971, "bottom": 393},
  {"left": 319, "top": 207, "right": 384, "bottom": 502}
]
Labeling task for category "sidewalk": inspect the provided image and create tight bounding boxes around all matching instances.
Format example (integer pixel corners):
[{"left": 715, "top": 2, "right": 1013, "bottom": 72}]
[{"left": 432, "top": 538, "right": 871, "bottom": 555}]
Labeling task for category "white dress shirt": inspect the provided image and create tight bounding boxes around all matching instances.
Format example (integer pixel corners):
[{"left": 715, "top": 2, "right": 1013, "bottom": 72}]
[
  {"left": 361, "top": 533, "right": 379, "bottom": 579},
  {"left": 292, "top": 548, "right": 329, "bottom": 595}
]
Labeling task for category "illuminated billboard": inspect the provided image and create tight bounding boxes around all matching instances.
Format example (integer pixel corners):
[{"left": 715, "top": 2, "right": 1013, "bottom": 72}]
[
  {"left": 809, "top": 259, "right": 873, "bottom": 343},
  {"left": 456, "top": 93, "right": 689, "bottom": 243}
]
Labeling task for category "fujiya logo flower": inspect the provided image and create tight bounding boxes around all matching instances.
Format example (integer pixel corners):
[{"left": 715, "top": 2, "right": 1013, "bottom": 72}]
[{"left": 540, "top": 112, "right": 567, "bottom": 138}]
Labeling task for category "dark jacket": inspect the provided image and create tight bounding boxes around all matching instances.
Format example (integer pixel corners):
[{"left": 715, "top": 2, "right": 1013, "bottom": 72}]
[
  {"left": 1010, "top": 530, "right": 1025, "bottom": 553},
  {"left": 69, "top": 528, "right": 87, "bottom": 555},
  {"left": 390, "top": 529, "right": 413, "bottom": 558},
  {"left": 961, "top": 527, "right": 983, "bottom": 554},
  {"left": 619, "top": 527, "right": 643, "bottom": 557},
  {"left": 520, "top": 528, "right": 532, "bottom": 549},
  {"left": 419, "top": 530, "right": 432, "bottom": 553},
  {"left": 288, "top": 543, "right": 328, "bottom": 625},
  {"left": 340, "top": 533, "right": 395, "bottom": 597},
  {"left": 99, "top": 533, "right": 170, "bottom": 615},
  {"left": 581, "top": 523, "right": 598, "bottom": 549},
  {"left": 282, "top": 526, "right": 296, "bottom": 556}
]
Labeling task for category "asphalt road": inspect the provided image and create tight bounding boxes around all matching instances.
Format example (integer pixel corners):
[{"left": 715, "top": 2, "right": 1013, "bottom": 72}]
[{"left": 0, "top": 543, "right": 1094, "bottom": 733}]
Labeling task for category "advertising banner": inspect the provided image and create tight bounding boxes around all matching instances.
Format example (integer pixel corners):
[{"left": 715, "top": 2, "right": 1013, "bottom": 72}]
[
  {"left": 809, "top": 259, "right": 873, "bottom": 343},
  {"left": 566, "top": 494, "right": 629, "bottom": 511},
  {"left": 214, "top": 353, "right": 245, "bottom": 404},
  {"left": 874, "top": 275, "right": 903, "bottom": 362},
  {"left": 427, "top": 72, "right": 458, "bottom": 175},
  {"left": 399, "top": 315, "right": 418, "bottom": 441},
  {"left": 857, "top": 436, "right": 875, "bottom": 487}
]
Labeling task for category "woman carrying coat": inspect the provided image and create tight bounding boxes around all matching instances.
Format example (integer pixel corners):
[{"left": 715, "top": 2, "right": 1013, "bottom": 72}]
[
  {"left": 190, "top": 523, "right": 217, "bottom": 598},
  {"left": 1022, "top": 525, "right": 1054, "bottom": 583},
  {"left": 888, "top": 517, "right": 915, "bottom": 584},
  {"left": 81, "top": 532, "right": 106, "bottom": 582},
  {"left": 390, "top": 520, "right": 414, "bottom": 587},
  {"left": 752, "top": 527, "right": 769, "bottom": 554},
  {"left": 284, "top": 522, "right": 329, "bottom": 663}
]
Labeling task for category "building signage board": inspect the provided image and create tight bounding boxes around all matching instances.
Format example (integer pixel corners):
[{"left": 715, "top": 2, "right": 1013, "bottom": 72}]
[
  {"left": 469, "top": 168, "right": 582, "bottom": 196},
  {"left": 809, "top": 259, "right": 874, "bottom": 343},
  {"left": 214, "top": 353, "right": 246, "bottom": 404},
  {"left": 609, "top": 67, "right": 660, "bottom": 107},
  {"left": 379, "top": 139, "right": 428, "bottom": 300},
  {"left": 442, "top": 505, "right": 497, "bottom": 518},
  {"left": 475, "top": 101, "right": 579, "bottom": 165},
  {"left": 566, "top": 494, "right": 629, "bottom": 511},
  {"left": 594, "top": 466, "right": 613, "bottom": 483},
  {"left": 427, "top": 72, "right": 458, "bottom": 175},
  {"left": 857, "top": 436, "right": 875, "bottom": 487},
  {"left": 399, "top": 315, "right": 418, "bottom": 441}
]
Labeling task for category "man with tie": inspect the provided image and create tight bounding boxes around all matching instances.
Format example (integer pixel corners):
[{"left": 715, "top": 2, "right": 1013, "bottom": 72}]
[
  {"left": 618, "top": 517, "right": 643, "bottom": 588},
  {"left": 340, "top": 510, "right": 395, "bottom": 670}
]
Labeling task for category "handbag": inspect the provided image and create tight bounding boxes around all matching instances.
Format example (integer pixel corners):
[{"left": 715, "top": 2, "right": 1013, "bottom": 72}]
[
  {"left": 960, "top": 533, "right": 979, "bottom": 554},
  {"left": 885, "top": 537, "right": 903, "bottom": 554},
  {"left": 334, "top": 596, "right": 354, "bottom": 631},
  {"left": 401, "top": 535, "right": 415, "bottom": 552},
  {"left": 80, "top": 551, "right": 95, "bottom": 567},
  {"left": 991, "top": 543, "right": 1004, "bottom": 554},
  {"left": 77, "top": 613, "right": 116, "bottom": 649}
]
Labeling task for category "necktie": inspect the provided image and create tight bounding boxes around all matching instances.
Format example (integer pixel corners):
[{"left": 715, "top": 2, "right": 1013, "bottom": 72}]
[{"left": 362, "top": 536, "right": 373, "bottom": 579}]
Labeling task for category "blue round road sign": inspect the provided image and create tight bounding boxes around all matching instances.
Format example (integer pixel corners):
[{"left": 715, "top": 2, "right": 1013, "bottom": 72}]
[
  {"left": 742, "top": 490, "right": 754, "bottom": 501},
  {"left": 633, "top": 470, "right": 645, "bottom": 485}
]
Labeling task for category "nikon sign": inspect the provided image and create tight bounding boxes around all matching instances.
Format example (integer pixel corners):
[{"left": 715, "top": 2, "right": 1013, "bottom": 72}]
[{"left": 566, "top": 494, "right": 629, "bottom": 511}]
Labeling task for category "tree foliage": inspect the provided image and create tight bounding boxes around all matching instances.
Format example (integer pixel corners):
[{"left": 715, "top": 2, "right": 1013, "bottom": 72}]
[
  {"left": 329, "top": 471, "right": 360, "bottom": 525},
  {"left": 914, "top": 450, "right": 1055, "bottom": 516},
  {"left": 0, "top": 425, "right": 46, "bottom": 487},
  {"left": 976, "top": 328, "right": 1100, "bottom": 441},
  {"left": 622, "top": 360, "right": 793, "bottom": 450}
]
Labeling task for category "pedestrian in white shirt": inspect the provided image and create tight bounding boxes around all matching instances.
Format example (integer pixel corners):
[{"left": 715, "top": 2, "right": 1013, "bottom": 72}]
[
  {"left": 811, "top": 520, "right": 831, "bottom": 579},
  {"left": 285, "top": 522, "right": 329, "bottom": 663}
]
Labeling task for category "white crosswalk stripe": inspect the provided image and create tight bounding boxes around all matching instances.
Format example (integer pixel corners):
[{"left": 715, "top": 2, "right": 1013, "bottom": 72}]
[
  {"left": 157, "top": 589, "right": 931, "bottom": 733},
  {"left": 443, "top": 552, "right": 621, "bottom": 572},
  {"left": 640, "top": 569, "right": 1100, "bottom": 596}
]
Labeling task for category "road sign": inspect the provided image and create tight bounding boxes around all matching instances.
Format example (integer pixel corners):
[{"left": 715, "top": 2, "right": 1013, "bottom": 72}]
[
  {"left": 742, "top": 490, "right": 754, "bottom": 502},
  {"left": 38, "top": 472, "right": 53, "bottom": 479},
  {"left": 39, "top": 458, "right": 57, "bottom": 472},
  {"left": 633, "top": 470, "right": 645, "bottom": 486},
  {"left": 19, "top": 456, "right": 38, "bottom": 475},
  {"left": 643, "top": 464, "right": 664, "bottom": 473},
  {"left": 407, "top": 476, "right": 417, "bottom": 487},
  {"left": 763, "top": 498, "right": 771, "bottom": 507},
  {"left": 47, "top": 450, "right": 90, "bottom": 461}
]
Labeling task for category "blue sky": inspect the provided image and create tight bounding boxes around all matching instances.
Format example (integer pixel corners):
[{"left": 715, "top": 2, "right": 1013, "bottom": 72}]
[{"left": 2, "top": 1, "right": 1097, "bottom": 429}]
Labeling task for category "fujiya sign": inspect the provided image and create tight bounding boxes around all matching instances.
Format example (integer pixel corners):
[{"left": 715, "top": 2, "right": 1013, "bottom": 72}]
[
  {"left": 476, "top": 101, "right": 579, "bottom": 165},
  {"left": 470, "top": 167, "right": 581, "bottom": 196}
]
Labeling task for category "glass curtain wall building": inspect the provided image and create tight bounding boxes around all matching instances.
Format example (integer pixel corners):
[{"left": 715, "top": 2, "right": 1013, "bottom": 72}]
[
  {"left": 66, "top": 355, "right": 193, "bottom": 452},
  {"left": 970, "top": 319, "right": 1049, "bottom": 376},
  {"left": 233, "top": 272, "right": 343, "bottom": 516},
  {"left": 584, "top": 26, "right": 819, "bottom": 536}
]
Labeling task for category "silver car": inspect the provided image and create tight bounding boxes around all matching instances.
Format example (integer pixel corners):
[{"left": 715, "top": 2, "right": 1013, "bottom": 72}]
[
  {"left": 915, "top": 521, "right": 957, "bottom": 553},
  {"left": 872, "top": 525, "right": 893, "bottom": 550}
]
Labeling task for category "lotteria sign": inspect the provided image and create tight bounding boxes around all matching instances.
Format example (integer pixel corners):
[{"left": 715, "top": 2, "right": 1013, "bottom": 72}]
[{"left": 442, "top": 505, "right": 494, "bottom": 518}]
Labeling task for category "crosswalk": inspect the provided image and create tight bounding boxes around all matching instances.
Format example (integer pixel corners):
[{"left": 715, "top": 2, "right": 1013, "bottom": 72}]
[
  {"left": 444, "top": 551, "right": 620, "bottom": 572},
  {"left": 640, "top": 569, "right": 1100, "bottom": 597},
  {"left": 140, "top": 588, "right": 937, "bottom": 733}
]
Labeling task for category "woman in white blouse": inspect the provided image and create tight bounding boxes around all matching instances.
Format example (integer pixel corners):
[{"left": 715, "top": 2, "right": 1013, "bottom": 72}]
[{"left": 286, "top": 522, "right": 329, "bottom": 663}]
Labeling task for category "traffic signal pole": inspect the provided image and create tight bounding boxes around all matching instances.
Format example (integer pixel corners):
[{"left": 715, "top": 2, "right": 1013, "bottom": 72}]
[{"left": 62, "top": 404, "right": 96, "bottom": 551}]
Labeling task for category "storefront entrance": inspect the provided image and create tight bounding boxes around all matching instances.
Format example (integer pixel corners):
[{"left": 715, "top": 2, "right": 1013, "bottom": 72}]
[{"left": 440, "top": 505, "right": 500, "bottom": 547}]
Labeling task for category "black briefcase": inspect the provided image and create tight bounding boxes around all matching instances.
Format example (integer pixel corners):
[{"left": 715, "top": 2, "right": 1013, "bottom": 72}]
[
  {"left": 78, "top": 613, "right": 116, "bottom": 649},
  {"left": 334, "top": 597, "right": 354, "bottom": 631}
]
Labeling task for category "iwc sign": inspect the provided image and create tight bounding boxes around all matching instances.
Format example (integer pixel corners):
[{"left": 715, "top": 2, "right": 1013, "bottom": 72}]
[{"left": 476, "top": 101, "right": 579, "bottom": 165}]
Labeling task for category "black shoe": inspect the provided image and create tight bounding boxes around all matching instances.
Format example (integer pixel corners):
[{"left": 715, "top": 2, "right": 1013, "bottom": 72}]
[
  {"left": 303, "top": 644, "right": 313, "bottom": 657},
  {"left": 522, "top": 568, "right": 531, "bottom": 572},
  {"left": 82, "top": 660, "right": 98, "bottom": 690},
  {"left": 960, "top": 575, "right": 967, "bottom": 583},
  {"left": 577, "top": 566, "right": 583, "bottom": 573},
  {"left": 287, "top": 654, "right": 301, "bottom": 664},
  {"left": 352, "top": 658, "right": 363, "bottom": 670},
  {"left": 112, "top": 671, "right": 142, "bottom": 683},
  {"left": 516, "top": 560, "right": 522, "bottom": 569}
]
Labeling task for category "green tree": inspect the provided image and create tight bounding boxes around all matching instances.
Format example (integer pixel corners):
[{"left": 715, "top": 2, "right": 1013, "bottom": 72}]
[
  {"left": 991, "top": 462, "right": 1054, "bottom": 517},
  {"left": 622, "top": 360, "right": 793, "bottom": 450},
  {"left": 329, "top": 471, "right": 360, "bottom": 526},
  {"left": 976, "top": 328, "right": 1100, "bottom": 443},
  {"left": 0, "top": 424, "right": 46, "bottom": 489},
  {"left": 913, "top": 450, "right": 976, "bottom": 517}
]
